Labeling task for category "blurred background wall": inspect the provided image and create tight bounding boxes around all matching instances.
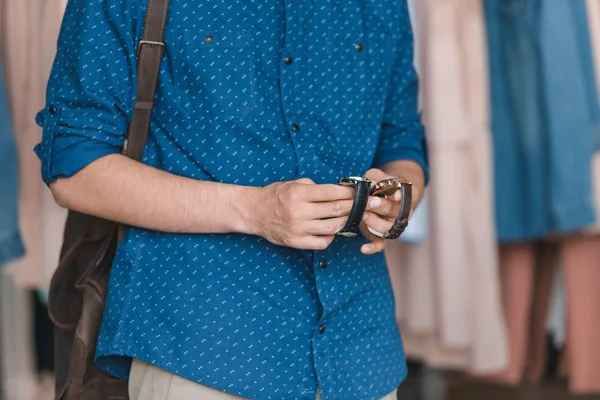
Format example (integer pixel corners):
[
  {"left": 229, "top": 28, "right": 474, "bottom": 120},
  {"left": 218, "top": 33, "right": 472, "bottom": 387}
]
[{"left": 1, "top": 1, "right": 600, "bottom": 400}]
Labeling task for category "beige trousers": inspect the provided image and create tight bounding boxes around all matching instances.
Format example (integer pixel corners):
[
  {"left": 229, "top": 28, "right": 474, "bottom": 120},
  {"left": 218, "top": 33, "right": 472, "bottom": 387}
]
[{"left": 129, "top": 359, "right": 398, "bottom": 400}]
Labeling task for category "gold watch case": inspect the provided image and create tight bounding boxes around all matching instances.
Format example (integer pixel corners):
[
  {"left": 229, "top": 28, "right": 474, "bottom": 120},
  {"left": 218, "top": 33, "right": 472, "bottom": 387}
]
[{"left": 369, "top": 178, "right": 412, "bottom": 198}]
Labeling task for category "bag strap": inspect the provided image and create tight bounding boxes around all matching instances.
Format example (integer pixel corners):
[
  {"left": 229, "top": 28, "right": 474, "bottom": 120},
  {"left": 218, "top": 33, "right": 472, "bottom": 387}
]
[
  {"left": 117, "top": 0, "right": 169, "bottom": 242},
  {"left": 123, "top": 0, "right": 170, "bottom": 161}
]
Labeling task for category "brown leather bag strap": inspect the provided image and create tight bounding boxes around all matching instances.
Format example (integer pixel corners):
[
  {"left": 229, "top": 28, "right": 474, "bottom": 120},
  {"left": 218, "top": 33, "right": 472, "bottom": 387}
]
[
  {"left": 118, "top": 0, "right": 170, "bottom": 242},
  {"left": 123, "top": 0, "right": 170, "bottom": 161}
]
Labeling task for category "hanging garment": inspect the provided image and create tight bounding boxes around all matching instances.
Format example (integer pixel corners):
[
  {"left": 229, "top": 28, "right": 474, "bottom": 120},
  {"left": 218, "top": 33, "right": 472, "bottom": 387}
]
[
  {"left": 485, "top": 0, "right": 598, "bottom": 243},
  {"left": 387, "top": 0, "right": 436, "bottom": 338},
  {"left": 0, "top": 273, "right": 40, "bottom": 400},
  {"left": 399, "top": 193, "right": 429, "bottom": 244},
  {"left": 0, "top": 2, "right": 66, "bottom": 400},
  {"left": 516, "top": 237, "right": 600, "bottom": 394},
  {"left": 560, "top": 236, "right": 600, "bottom": 393},
  {"left": 0, "top": 34, "right": 31, "bottom": 400},
  {"left": 0, "top": 0, "right": 69, "bottom": 288},
  {"left": 483, "top": 1, "right": 600, "bottom": 392},
  {"left": 555, "top": 1, "right": 600, "bottom": 393},
  {"left": 385, "top": 0, "right": 508, "bottom": 373},
  {"left": 397, "top": 0, "right": 430, "bottom": 246},
  {"left": 0, "top": 57, "right": 25, "bottom": 267},
  {"left": 587, "top": 0, "right": 600, "bottom": 232},
  {"left": 590, "top": 0, "right": 600, "bottom": 90}
]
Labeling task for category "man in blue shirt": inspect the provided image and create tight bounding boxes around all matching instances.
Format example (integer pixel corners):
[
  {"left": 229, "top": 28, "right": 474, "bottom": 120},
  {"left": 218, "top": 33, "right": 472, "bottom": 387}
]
[{"left": 35, "top": 0, "right": 428, "bottom": 399}]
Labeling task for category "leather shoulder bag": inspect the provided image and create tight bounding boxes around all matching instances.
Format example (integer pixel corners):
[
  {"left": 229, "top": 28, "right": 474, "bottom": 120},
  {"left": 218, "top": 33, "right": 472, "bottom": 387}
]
[{"left": 48, "top": 1, "right": 170, "bottom": 398}]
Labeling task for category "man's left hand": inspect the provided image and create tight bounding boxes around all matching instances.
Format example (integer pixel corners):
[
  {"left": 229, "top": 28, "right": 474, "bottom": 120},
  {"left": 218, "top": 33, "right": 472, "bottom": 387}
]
[{"left": 358, "top": 168, "right": 416, "bottom": 255}]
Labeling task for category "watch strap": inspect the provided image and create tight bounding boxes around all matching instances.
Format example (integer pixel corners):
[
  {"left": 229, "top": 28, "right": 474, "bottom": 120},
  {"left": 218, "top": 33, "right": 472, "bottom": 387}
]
[
  {"left": 382, "top": 182, "right": 412, "bottom": 240},
  {"left": 336, "top": 179, "right": 371, "bottom": 237}
]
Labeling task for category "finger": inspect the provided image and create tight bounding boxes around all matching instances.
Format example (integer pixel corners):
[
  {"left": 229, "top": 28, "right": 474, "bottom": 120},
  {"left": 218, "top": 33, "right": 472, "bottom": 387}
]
[
  {"left": 307, "top": 184, "right": 355, "bottom": 202},
  {"left": 362, "top": 211, "right": 394, "bottom": 236},
  {"left": 363, "top": 168, "right": 388, "bottom": 182},
  {"left": 362, "top": 238, "right": 387, "bottom": 254},
  {"left": 310, "top": 199, "right": 355, "bottom": 219},
  {"left": 365, "top": 196, "right": 401, "bottom": 220},
  {"left": 359, "top": 221, "right": 381, "bottom": 242},
  {"left": 305, "top": 216, "right": 349, "bottom": 236},
  {"left": 358, "top": 223, "right": 387, "bottom": 254}
]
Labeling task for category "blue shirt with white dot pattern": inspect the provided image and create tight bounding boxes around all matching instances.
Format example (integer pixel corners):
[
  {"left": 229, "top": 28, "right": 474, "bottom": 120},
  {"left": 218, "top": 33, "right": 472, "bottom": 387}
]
[{"left": 35, "top": 0, "right": 427, "bottom": 399}]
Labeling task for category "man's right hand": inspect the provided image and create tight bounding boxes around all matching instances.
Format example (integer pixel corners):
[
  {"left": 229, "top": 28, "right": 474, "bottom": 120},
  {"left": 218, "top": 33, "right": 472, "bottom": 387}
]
[
  {"left": 244, "top": 178, "right": 356, "bottom": 250},
  {"left": 49, "top": 155, "right": 357, "bottom": 249}
]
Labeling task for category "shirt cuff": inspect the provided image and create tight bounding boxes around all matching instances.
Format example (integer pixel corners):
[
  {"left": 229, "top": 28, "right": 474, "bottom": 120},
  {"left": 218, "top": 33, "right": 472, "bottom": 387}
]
[
  {"left": 371, "top": 138, "right": 430, "bottom": 184},
  {"left": 35, "top": 107, "right": 123, "bottom": 185},
  {"left": 35, "top": 138, "right": 121, "bottom": 185}
]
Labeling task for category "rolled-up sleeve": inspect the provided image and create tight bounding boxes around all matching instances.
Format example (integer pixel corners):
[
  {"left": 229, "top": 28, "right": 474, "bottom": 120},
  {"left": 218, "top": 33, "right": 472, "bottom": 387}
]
[
  {"left": 371, "top": 2, "right": 429, "bottom": 183},
  {"left": 34, "top": 0, "right": 143, "bottom": 185}
]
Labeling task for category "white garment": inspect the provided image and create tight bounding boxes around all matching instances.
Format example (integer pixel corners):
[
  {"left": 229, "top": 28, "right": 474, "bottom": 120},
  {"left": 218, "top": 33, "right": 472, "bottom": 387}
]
[
  {"left": 386, "top": 0, "right": 508, "bottom": 373},
  {"left": 0, "top": 0, "right": 69, "bottom": 290},
  {"left": 0, "top": 1, "right": 68, "bottom": 399}
]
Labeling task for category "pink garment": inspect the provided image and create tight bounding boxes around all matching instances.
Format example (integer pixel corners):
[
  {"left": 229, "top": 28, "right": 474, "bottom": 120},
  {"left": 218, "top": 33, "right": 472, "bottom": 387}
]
[
  {"left": 386, "top": 0, "right": 508, "bottom": 373},
  {"left": 493, "top": 238, "right": 600, "bottom": 395},
  {"left": 487, "top": 245, "right": 538, "bottom": 385},
  {"left": 0, "top": 0, "right": 68, "bottom": 289},
  {"left": 562, "top": 236, "right": 600, "bottom": 393}
]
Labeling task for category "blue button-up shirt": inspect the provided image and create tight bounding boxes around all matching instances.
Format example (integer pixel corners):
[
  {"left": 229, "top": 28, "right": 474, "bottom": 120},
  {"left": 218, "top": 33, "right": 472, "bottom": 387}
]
[{"left": 35, "top": 1, "right": 428, "bottom": 399}]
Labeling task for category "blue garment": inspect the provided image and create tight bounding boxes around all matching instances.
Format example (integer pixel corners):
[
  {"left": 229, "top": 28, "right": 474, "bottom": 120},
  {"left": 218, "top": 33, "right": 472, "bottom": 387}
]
[
  {"left": 0, "top": 58, "right": 25, "bottom": 266},
  {"left": 485, "top": 0, "right": 599, "bottom": 242},
  {"left": 34, "top": 1, "right": 428, "bottom": 399}
]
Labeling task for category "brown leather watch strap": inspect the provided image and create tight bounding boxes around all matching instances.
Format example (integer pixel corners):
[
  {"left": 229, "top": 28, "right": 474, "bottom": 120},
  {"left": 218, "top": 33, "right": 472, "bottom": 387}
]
[{"left": 382, "top": 181, "right": 412, "bottom": 240}]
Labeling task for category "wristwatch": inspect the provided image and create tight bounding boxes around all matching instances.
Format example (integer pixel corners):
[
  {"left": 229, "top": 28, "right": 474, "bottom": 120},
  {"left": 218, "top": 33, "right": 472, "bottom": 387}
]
[
  {"left": 336, "top": 176, "right": 372, "bottom": 237},
  {"left": 369, "top": 178, "right": 413, "bottom": 240}
]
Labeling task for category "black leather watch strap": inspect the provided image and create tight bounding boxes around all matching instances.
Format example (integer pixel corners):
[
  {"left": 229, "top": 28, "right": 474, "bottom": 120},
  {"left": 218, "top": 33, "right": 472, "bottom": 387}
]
[
  {"left": 382, "top": 181, "right": 412, "bottom": 240},
  {"left": 336, "top": 177, "right": 371, "bottom": 237}
]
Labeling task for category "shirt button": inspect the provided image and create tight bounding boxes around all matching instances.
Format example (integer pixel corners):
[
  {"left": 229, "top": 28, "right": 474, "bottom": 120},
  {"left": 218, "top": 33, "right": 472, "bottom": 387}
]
[
  {"left": 355, "top": 43, "right": 364, "bottom": 52},
  {"left": 284, "top": 56, "right": 294, "bottom": 65},
  {"left": 319, "top": 260, "right": 328, "bottom": 270},
  {"left": 205, "top": 34, "right": 214, "bottom": 44},
  {"left": 49, "top": 105, "right": 57, "bottom": 115},
  {"left": 292, "top": 123, "right": 300, "bottom": 132},
  {"left": 319, "top": 325, "right": 326, "bottom": 334}
]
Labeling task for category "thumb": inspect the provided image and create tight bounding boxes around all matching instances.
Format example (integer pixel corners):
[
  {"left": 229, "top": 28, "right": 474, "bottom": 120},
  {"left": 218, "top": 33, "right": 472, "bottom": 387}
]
[{"left": 364, "top": 168, "right": 387, "bottom": 182}]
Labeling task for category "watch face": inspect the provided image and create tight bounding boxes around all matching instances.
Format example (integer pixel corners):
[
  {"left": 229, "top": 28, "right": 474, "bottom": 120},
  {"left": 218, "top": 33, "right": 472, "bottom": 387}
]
[
  {"left": 370, "top": 186, "right": 399, "bottom": 198},
  {"left": 369, "top": 178, "right": 411, "bottom": 197}
]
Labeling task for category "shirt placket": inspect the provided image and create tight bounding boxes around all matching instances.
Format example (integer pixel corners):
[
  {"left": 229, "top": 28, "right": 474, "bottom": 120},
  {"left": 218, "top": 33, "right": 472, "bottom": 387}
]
[
  {"left": 279, "top": 0, "right": 305, "bottom": 179},
  {"left": 279, "top": 1, "right": 339, "bottom": 398}
]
